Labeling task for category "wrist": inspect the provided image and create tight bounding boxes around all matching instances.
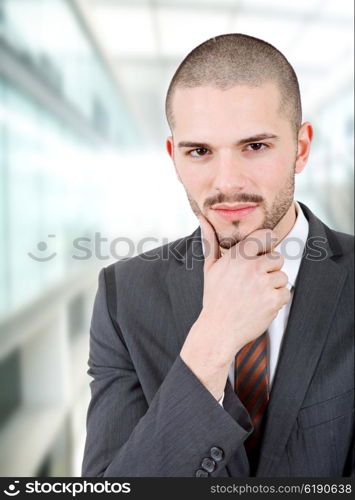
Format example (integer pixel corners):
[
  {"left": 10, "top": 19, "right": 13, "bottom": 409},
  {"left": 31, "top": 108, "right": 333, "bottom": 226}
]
[
  {"left": 191, "top": 314, "right": 235, "bottom": 367},
  {"left": 182, "top": 319, "right": 232, "bottom": 371}
]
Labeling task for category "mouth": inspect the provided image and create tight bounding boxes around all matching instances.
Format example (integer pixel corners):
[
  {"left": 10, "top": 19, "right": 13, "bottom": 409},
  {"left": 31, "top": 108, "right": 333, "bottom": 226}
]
[{"left": 210, "top": 203, "right": 258, "bottom": 220}]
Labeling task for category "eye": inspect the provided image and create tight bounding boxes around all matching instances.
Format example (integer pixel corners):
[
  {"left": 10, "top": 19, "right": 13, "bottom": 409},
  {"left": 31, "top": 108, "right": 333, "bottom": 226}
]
[
  {"left": 245, "top": 143, "right": 268, "bottom": 152},
  {"left": 188, "top": 147, "right": 210, "bottom": 157}
]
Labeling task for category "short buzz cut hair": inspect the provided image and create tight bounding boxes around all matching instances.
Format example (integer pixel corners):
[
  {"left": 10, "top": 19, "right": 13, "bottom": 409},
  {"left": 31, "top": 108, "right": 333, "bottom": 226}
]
[{"left": 165, "top": 33, "right": 302, "bottom": 136}]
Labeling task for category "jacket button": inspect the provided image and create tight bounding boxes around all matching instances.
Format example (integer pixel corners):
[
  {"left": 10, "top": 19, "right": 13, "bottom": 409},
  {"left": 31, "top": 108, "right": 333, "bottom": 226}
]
[
  {"left": 201, "top": 457, "right": 216, "bottom": 473},
  {"left": 210, "top": 446, "right": 224, "bottom": 462},
  {"left": 195, "top": 468, "right": 209, "bottom": 477}
]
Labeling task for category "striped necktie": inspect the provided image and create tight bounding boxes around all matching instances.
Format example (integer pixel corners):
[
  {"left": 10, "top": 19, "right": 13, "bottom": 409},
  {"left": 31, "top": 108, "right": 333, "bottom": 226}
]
[{"left": 234, "top": 331, "right": 269, "bottom": 457}]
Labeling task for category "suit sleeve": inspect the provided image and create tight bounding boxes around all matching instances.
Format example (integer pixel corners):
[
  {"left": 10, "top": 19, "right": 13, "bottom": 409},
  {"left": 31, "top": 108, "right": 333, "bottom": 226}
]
[{"left": 81, "top": 267, "right": 253, "bottom": 477}]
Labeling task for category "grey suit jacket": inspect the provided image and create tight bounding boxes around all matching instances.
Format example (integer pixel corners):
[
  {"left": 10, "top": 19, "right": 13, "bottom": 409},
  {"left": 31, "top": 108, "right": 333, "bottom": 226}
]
[{"left": 82, "top": 202, "right": 354, "bottom": 477}]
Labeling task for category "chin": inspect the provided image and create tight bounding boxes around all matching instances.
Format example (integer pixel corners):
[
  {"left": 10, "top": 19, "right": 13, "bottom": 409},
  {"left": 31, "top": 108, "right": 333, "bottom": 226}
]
[{"left": 216, "top": 220, "right": 264, "bottom": 248}]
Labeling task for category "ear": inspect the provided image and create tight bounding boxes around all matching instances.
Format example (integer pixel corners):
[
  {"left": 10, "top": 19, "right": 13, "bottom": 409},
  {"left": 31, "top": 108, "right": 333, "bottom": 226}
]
[
  {"left": 166, "top": 136, "right": 174, "bottom": 160},
  {"left": 166, "top": 136, "right": 182, "bottom": 183},
  {"left": 295, "top": 122, "right": 313, "bottom": 174}
]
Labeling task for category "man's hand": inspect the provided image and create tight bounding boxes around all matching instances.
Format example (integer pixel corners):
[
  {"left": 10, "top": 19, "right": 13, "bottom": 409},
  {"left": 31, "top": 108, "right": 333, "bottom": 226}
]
[{"left": 180, "top": 214, "right": 290, "bottom": 401}]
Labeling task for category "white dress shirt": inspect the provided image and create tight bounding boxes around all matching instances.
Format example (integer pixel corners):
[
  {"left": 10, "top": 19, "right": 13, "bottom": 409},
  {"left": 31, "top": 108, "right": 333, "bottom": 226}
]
[{"left": 200, "top": 201, "right": 309, "bottom": 406}]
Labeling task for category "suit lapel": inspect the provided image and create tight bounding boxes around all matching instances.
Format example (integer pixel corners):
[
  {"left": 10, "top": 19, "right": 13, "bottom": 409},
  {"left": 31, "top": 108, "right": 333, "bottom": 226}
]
[
  {"left": 256, "top": 205, "right": 348, "bottom": 476},
  {"left": 166, "top": 226, "right": 204, "bottom": 354}
]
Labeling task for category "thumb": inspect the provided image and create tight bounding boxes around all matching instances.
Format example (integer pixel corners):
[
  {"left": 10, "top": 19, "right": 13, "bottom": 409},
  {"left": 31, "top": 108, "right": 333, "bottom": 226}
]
[{"left": 198, "top": 214, "right": 220, "bottom": 272}]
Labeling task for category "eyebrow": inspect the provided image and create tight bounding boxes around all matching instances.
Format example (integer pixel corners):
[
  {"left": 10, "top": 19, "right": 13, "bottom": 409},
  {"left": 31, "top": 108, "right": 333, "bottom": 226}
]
[{"left": 177, "top": 133, "right": 279, "bottom": 149}]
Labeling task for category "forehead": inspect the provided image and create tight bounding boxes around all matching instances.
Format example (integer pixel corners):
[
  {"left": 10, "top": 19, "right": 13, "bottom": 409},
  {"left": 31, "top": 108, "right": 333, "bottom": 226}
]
[{"left": 171, "top": 82, "right": 286, "bottom": 137}]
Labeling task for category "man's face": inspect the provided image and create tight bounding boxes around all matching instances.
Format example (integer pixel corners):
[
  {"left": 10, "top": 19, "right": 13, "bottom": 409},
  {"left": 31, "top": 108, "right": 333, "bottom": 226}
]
[{"left": 166, "top": 82, "right": 310, "bottom": 249}]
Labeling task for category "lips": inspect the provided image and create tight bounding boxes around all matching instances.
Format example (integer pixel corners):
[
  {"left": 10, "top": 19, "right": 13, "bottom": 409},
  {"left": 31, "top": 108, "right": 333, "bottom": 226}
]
[
  {"left": 210, "top": 203, "right": 258, "bottom": 220},
  {"left": 211, "top": 203, "right": 257, "bottom": 211}
]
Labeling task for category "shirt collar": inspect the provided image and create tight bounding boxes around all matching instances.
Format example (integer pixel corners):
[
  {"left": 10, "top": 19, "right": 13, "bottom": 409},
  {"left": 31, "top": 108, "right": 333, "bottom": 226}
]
[
  {"left": 200, "top": 201, "right": 309, "bottom": 289},
  {"left": 274, "top": 201, "right": 309, "bottom": 288}
]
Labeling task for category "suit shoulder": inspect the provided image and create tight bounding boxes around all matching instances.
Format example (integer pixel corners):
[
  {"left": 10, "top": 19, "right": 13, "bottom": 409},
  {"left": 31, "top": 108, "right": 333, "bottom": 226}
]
[
  {"left": 299, "top": 201, "right": 353, "bottom": 257},
  {"left": 327, "top": 227, "right": 354, "bottom": 256},
  {"left": 104, "top": 231, "right": 194, "bottom": 282}
]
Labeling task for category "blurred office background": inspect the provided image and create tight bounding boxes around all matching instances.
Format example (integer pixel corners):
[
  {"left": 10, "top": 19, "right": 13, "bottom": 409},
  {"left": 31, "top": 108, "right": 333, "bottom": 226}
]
[{"left": 0, "top": 0, "right": 353, "bottom": 477}]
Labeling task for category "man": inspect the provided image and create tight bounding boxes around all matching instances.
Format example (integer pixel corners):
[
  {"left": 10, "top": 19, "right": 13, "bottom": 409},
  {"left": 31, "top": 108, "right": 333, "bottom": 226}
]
[{"left": 82, "top": 34, "right": 354, "bottom": 477}]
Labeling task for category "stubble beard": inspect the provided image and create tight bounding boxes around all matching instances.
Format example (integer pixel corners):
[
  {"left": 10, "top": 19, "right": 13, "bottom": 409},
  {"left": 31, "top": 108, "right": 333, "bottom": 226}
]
[{"left": 185, "top": 165, "right": 295, "bottom": 249}]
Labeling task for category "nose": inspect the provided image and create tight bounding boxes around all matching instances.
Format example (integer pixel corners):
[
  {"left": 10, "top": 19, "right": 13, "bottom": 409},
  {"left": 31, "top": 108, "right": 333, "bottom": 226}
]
[{"left": 213, "top": 150, "right": 248, "bottom": 193}]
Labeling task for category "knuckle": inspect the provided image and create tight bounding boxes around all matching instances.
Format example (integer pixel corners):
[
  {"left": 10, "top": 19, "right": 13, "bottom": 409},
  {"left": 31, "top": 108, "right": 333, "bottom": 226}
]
[
  {"left": 269, "top": 250, "right": 280, "bottom": 260},
  {"left": 278, "top": 254, "right": 285, "bottom": 267},
  {"left": 280, "top": 271, "right": 288, "bottom": 285}
]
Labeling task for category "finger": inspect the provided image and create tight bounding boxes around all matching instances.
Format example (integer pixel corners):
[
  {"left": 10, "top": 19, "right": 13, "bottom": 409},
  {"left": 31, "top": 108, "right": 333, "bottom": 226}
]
[
  {"left": 269, "top": 287, "right": 291, "bottom": 317},
  {"left": 268, "top": 270, "right": 289, "bottom": 289},
  {"left": 258, "top": 251, "right": 284, "bottom": 272},
  {"left": 238, "top": 229, "right": 278, "bottom": 259},
  {"left": 277, "top": 286, "right": 292, "bottom": 306},
  {"left": 198, "top": 214, "right": 220, "bottom": 272}
]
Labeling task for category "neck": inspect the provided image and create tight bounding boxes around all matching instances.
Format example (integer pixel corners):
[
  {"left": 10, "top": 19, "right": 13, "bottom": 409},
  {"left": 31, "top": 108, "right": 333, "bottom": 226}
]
[{"left": 272, "top": 201, "right": 297, "bottom": 246}]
